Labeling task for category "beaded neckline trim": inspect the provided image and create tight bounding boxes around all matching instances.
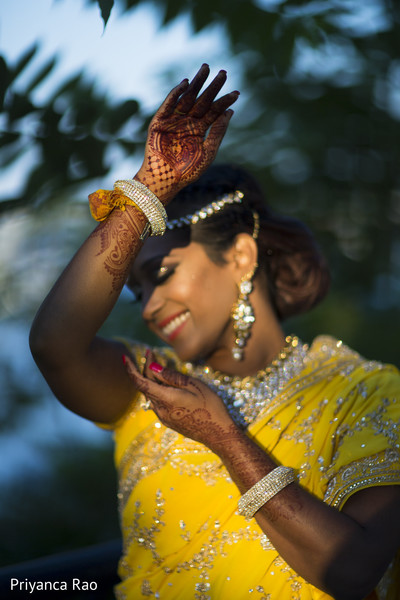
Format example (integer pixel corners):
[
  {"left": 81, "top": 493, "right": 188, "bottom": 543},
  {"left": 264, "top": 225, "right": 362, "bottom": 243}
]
[{"left": 184, "top": 336, "right": 309, "bottom": 428}]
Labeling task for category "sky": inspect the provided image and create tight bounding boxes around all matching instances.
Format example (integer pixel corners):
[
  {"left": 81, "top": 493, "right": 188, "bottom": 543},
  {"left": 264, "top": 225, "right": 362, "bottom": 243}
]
[{"left": 0, "top": 0, "right": 233, "bottom": 107}]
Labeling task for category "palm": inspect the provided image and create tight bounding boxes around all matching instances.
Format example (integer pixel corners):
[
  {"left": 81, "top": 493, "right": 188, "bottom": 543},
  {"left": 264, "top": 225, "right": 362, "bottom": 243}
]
[
  {"left": 137, "top": 65, "right": 239, "bottom": 203},
  {"left": 146, "top": 114, "right": 212, "bottom": 183}
]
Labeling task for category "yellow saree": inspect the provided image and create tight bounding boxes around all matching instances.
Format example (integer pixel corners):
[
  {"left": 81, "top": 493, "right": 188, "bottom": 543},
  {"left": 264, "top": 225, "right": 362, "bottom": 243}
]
[{"left": 107, "top": 336, "right": 400, "bottom": 600}]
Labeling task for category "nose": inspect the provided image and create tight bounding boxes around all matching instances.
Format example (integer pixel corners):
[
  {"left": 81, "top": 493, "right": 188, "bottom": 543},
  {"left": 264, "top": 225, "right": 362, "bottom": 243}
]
[{"left": 141, "top": 285, "right": 165, "bottom": 323}]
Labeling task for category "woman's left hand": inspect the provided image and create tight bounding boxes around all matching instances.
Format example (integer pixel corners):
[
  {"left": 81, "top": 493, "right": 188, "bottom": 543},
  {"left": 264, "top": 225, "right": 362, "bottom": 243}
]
[{"left": 123, "top": 353, "right": 239, "bottom": 452}]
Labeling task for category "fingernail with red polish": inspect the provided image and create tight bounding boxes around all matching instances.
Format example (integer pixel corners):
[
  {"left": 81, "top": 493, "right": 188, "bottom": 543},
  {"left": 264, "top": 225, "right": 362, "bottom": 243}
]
[
  {"left": 149, "top": 362, "right": 163, "bottom": 374},
  {"left": 145, "top": 349, "right": 151, "bottom": 359},
  {"left": 122, "top": 355, "right": 127, "bottom": 365}
]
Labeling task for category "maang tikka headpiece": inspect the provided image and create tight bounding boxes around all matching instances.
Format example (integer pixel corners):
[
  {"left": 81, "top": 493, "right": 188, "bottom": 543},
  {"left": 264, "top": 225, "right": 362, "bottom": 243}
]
[{"left": 166, "top": 190, "right": 244, "bottom": 229}]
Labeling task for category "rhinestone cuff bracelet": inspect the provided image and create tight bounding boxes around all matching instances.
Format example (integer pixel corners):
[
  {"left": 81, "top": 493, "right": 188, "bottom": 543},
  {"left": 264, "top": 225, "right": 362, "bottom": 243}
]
[
  {"left": 114, "top": 179, "right": 167, "bottom": 236},
  {"left": 238, "top": 466, "right": 296, "bottom": 519}
]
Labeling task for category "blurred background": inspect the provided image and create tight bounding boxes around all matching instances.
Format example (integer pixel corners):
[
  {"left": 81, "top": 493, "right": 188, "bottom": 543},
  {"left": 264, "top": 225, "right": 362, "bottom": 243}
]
[{"left": 1, "top": 0, "right": 400, "bottom": 595}]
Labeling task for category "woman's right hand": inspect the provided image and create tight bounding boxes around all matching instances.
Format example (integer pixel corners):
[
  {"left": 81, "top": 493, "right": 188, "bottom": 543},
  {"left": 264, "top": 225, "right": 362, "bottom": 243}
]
[
  {"left": 122, "top": 352, "right": 239, "bottom": 452},
  {"left": 135, "top": 64, "right": 239, "bottom": 204}
]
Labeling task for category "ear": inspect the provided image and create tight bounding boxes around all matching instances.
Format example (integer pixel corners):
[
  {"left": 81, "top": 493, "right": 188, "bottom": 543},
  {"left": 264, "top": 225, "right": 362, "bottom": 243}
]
[{"left": 224, "top": 233, "right": 258, "bottom": 283}]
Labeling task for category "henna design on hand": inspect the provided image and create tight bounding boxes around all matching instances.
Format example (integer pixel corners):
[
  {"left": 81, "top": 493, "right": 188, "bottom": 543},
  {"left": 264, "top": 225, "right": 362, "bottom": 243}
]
[
  {"left": 90, "top": 207, "right": 147, "bottom": 292},
  {"left": 137, "top": 65, "right": 239, "bottom": 203},
  {"left": 125, "top": 356, "right": 240, "bottom": 448}
]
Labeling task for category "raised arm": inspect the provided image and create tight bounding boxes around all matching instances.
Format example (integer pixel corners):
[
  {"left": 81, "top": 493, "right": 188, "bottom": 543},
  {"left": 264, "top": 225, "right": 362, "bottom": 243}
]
[{"left": 29, "top": 64, "right": 239, "bottom": 424}]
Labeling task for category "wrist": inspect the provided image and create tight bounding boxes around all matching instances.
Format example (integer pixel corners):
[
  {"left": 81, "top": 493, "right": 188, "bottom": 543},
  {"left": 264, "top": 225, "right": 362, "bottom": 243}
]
[
  {"left": 206, "top": 422, "right": 248, "bottom": 458},
  {"left": 133, "top": 169, "right": 177, "bottom": 206},
  {"left": 213, "top": 428, "right": 277, "bottom": 489}
]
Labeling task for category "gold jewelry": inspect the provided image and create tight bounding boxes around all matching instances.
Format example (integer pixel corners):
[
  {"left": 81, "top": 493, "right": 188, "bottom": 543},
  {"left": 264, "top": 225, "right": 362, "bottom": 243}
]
[
  {"left": 231, "top": 263, "right": 258, "bottom": 361},
  {"left": 238, "top": 466, "right": 296, "bottom": 519},
  {"left": 114, "top": 179, "right": 167, "bottom": 236},
  {"left": 166, "top": 190, "right": 244, "bottom": 229}
]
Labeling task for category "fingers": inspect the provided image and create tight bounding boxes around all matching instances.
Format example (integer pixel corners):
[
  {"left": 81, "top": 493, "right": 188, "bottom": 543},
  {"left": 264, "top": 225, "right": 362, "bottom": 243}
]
[
  {"left": 153, "top": 64, "right": 210, "bottom": 120},
  {"left": 143, "top": 349, "right": 157, "bottom": 380},
  {"left": 123, "top": 353, "right": 194, "bottom": 403},
  {"left": 203, "top": 109, "right": 234, "bottom": 158},
  {"left": 146, "top": 360, "right": 193, "bottom": 391},
  {"left": 155, "top": 78, "right": 190, "bottom": 119},
  {"left": 151, "top": 64, "right": 239, "bottom": 129},
  {"left": 174, "top": 63, "right": 212, "bottom": 114},
  {"left": 123, "top": 354, "right": 163, "bottom": 408},
  {"left": 191, "top": 87, "right": 239, "bottom": 120},
  {"left": 122, "top": 353, "right": 144, "bottom": 383}
]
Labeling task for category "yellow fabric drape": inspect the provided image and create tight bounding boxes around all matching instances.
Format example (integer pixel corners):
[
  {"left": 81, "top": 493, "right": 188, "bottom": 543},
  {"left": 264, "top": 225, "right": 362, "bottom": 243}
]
[{"left": 105, "top": 336, "right": 400, "bottom": 600}]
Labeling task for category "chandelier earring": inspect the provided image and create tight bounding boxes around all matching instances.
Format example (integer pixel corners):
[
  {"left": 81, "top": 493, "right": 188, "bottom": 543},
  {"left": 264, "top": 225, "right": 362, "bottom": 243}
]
[
  {"left": 231, "top": 211, "right": 259, "bottom": 361},
  {"left": 231, "top": 263, "right": 258, "bottom": 361}
]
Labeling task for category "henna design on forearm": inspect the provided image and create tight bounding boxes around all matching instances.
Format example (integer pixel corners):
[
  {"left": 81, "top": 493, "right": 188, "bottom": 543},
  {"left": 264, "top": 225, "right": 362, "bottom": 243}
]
[
  {"left": 216, "top": 429, "right": 303, "bottom": 523},
  {"left": 90, "top": 207, "right": 146, "bottom": 292}
]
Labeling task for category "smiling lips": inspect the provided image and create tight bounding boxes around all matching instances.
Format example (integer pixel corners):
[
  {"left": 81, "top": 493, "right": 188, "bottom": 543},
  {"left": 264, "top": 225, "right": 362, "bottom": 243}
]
[{"left": 158, "top": 311, "right": 190, "bottom": 340}]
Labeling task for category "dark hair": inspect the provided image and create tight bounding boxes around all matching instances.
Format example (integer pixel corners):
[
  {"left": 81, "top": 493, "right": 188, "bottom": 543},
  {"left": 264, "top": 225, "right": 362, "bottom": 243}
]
[{"left": 166, "top": 164, "right": 330, "bottom": 321}]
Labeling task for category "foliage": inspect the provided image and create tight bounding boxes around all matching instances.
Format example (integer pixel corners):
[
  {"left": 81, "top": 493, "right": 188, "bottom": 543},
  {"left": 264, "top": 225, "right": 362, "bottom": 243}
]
[{"left": 0, "top": 44, "right": 142, "bottom": 214}]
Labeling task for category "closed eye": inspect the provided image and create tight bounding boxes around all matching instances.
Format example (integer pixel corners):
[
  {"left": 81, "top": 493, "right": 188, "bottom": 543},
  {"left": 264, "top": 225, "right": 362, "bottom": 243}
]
[
  {"left": 126, "top": 265, "right": 176, "bottom": 303},
  {"left": 155, "top": 265, "right": 175, "bottom": 285}
]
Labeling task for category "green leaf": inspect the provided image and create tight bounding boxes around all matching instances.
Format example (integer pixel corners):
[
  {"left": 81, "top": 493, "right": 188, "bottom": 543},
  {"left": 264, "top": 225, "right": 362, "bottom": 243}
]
[
  {"left": 6, "top": 92, "right": 35, "bottom": 123},
  {"left": 9, "top": 43, "right": 38, "bottom": 85},
  {"left": 96, "top": 0, "right": 115, "bottom": 28},
  {"left": 98, "top": 98, "right": 140, "bottom": 134},
  {"left": 25, "top": 56, "right": 58, "bottom": 96},
  {"left": 47, "top": 72, "right": 84, "bottom": 105},
  {"left": 162, "top": 0, "right": 188, "bottom": 26},
  {"left": 0, "top": 56, "right": 10, "bottom": 110}
]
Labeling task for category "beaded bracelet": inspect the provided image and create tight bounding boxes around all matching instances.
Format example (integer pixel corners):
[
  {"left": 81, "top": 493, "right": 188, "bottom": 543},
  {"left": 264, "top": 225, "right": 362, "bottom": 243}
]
[{"left": 238, "top": 466, "right": 296, "bottom": 520}]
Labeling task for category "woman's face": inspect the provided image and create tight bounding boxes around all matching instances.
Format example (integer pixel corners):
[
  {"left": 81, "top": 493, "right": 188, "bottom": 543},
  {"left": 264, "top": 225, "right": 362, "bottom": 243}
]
[{"left": 128, "top": 232, "right": 239, "bottom": 363}]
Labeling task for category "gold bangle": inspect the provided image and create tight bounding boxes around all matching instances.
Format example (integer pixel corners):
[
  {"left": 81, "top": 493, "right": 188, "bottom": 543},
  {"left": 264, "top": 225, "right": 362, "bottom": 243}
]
[{"left": 238, "top": 466, "right": 296, "bottom": 520}]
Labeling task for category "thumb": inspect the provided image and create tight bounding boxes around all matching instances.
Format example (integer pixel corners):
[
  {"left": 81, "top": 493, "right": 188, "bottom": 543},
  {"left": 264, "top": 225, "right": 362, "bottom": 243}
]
[
  {"left": 204, "top": 109, "right": 233, "bottom": 158},
  {"left": 122, "top": 354, "right": 162, "bottom": 398}
]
